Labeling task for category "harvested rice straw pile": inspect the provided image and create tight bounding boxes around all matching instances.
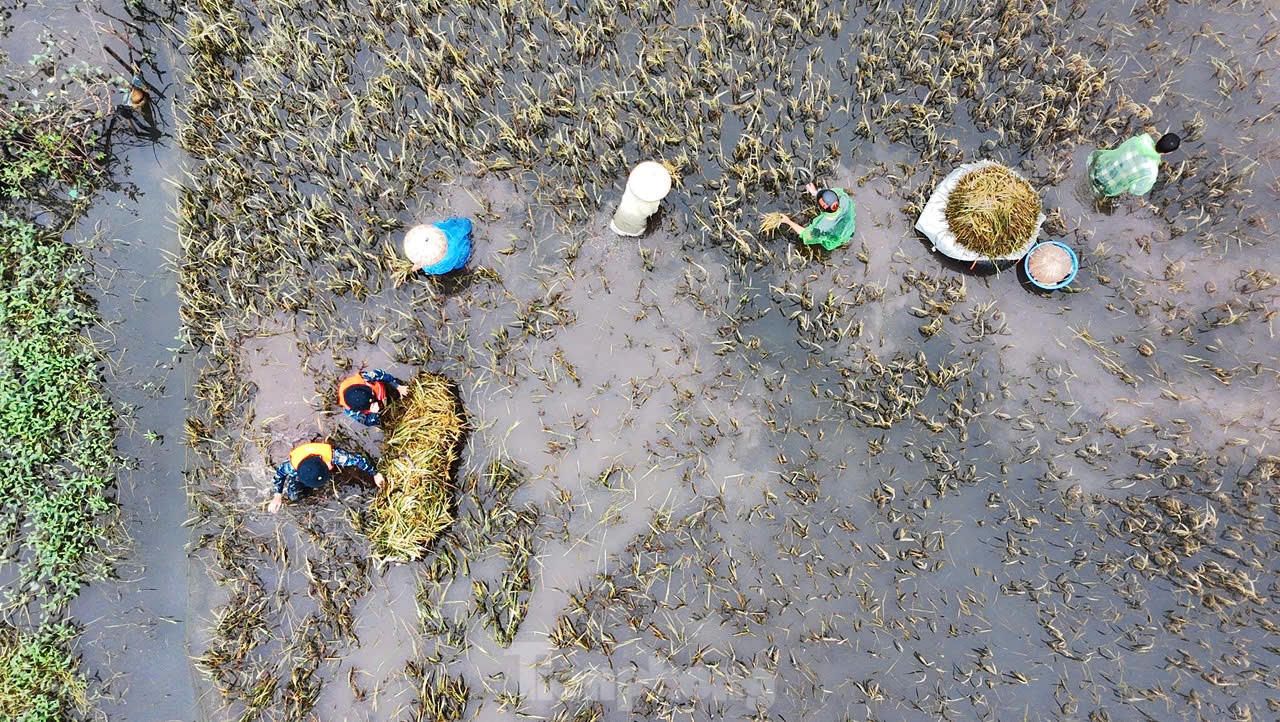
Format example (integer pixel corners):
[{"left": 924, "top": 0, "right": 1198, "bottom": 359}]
[
  {"left": 944, "top": 165, "right": 1042, "bottom": 258},
  {"left": 367, "top": 373, "right": 465, "bottom": 563}
]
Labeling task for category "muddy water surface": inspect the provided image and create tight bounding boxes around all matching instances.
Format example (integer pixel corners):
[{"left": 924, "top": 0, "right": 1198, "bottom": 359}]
[
  {"left": 64, "top": 52, "right": 198, "bottom": 722},
  {"left": 20, "top": 0, "right": 1280, "bottom": 719}
]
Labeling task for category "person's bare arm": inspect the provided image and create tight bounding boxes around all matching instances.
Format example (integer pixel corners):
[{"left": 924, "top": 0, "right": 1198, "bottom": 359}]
[
  {"left": 781, "top": 215, "right": 806, "bottom": 234},
  {"left": 805, "top": 182, "right": 819, "bottom": 197}
]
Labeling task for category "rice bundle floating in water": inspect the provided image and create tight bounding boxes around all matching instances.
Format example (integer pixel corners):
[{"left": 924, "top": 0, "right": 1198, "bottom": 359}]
[
  {"left": 916, "top": 160, "right": 1045, "bottom": 263},
  {"left": 367, "top": 373, "right": 465, "bottom": 563}
]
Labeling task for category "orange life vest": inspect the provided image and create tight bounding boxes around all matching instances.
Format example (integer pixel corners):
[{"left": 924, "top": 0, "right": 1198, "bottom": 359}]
[
  {"left": 337, "top": 374, "right": 387, "bottom": 410},
  {"left": 289, "top": 442, "right": 333, "bottom": 469}
]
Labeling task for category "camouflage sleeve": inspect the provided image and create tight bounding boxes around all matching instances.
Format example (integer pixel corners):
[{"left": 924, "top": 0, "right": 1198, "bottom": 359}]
[
  {"left": 273, "top": 461, "right": 293, "bottom": 496},
  {"left": 362, "top": 369, "right": 404, "bottom": 387},
  {"left": 333, "top": 448, "right": 375, "bottom": 475},
  {"left": 343, "top": 407, "right": 380, "bottom": 427}
]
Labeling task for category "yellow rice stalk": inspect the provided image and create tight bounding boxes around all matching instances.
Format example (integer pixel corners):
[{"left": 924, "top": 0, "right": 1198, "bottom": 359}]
[
  {"left": 759, "top": 212, "right": 787, "bottom": 232},
  {"left": 368, "top": 373, "right": 465, "bottom": 563},
  {"left": 660, "top": 159, "right": 682, "bottom": 187},
  {"left": 944, "top": 165, "right": 1041, "bottom": 258}
]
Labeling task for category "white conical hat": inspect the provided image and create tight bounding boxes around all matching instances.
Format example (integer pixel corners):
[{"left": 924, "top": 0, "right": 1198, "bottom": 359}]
[
  {"left": 403, "top": 224, "right": 448, "bottom": 268},
  {"left": 628, "top": 161, "right": 672, "bottom": 203}
]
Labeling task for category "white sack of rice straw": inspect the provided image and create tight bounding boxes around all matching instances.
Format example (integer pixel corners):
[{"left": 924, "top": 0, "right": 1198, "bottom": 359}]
[{"left": 916, "top": 160, "right": 1046, "bottom": 263}]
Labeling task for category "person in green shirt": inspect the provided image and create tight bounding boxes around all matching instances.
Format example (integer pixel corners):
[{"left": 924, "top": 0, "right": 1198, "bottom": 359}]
[
  {"left": 1088, "top": 132, "right": 1180, "bottom": 198},
  {"left": 779, "top": 183, "right": 856, "bottom": 250}
]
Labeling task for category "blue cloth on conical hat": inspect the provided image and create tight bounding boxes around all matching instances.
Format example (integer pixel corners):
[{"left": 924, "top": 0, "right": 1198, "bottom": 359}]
[{"left": 419, "top": 217, "right": 473, "bottom": 275}]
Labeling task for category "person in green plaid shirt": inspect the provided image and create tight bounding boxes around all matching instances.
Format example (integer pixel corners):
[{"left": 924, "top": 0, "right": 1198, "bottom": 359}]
[{"left": 1088, "top": 132, "right": 1180, "bottom": 198}]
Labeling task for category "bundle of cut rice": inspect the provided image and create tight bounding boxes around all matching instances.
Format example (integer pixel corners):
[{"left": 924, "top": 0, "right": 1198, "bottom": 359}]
[
  {"left": 944, "top": 165, "right": 1042, "bottom": 258},
  {"left": 759, "top": 212, "right": 788, "bottom": 233},
  {"left": 916, "top": 161, "right": 1045, "bottom": 262},
  {"left": 367, "top": 373, "right": 464, "bottom": 563}
]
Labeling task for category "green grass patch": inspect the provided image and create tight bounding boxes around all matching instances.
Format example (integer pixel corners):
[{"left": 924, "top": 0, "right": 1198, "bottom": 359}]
[
  {"left": 0, "top": 23, "right": 122, "bottom": 617},
  {"left": 0, "top": 214, "right": 117, "bottom": 611},
  {"left": 0, "top": 118, "right": 102, "bottom": 204},
  {"left": 0, "top": 25, "right": 127, "bottom": 721},
  {"left": 0, "top": 622, "right": 89, "bottom": 722}
]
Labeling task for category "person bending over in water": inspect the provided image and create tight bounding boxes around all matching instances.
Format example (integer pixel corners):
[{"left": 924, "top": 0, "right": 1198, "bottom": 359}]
[
  {"left": 778, "top": 183, "right": 857, "bottom": 251},
  {"left": 403, "top": 218, "right": 473, "bottom": 275},
  {"left": 1088, "top": 132, "right": 1180, "bottom": 198},
  {"left": 338, "top": 369, "right": 408, "bottom": 427},
  {"left": 268, "top": 441, "right": 383, "bottom": 513}
]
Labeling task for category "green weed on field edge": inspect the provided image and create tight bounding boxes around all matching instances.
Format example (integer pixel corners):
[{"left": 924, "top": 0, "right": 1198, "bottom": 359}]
[{"left": 0, "top": 27, "right": 125, "bottom": 722}]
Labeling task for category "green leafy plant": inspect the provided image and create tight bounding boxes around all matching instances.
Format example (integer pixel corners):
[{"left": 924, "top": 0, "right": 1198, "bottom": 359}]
[
  {"left": 0, "top": 214, "right": 117, "bottom": 611},
  {"left": 0, "top": 622, "right": 89, "bottom": 722},
  {"left": 0, "top": 29, "right": 123, "bottom": 720}
]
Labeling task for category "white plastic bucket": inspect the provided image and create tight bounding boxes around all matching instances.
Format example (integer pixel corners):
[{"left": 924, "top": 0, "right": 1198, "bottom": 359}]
[{"left": 610, "top": 161, "right": 672, "bottom": 237}]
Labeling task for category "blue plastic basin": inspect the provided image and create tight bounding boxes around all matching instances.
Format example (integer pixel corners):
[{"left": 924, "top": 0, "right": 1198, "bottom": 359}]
[{"left": 1024, "top": 241, "right": 1078, "bottom": 291}]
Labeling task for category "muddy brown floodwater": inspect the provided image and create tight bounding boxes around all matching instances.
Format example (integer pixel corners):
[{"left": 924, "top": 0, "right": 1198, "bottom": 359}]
[
  {"left": 172, "top": 0, "right": 1279, "bottom": 717},
  {"left": 69, "top": 139, "right": 201, "bottom": 721}
]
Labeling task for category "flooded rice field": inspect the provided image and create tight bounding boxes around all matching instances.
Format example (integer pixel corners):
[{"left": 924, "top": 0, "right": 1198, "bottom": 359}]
[{"left": 24, "top": 0, "right": 1280, "bottom": 718}]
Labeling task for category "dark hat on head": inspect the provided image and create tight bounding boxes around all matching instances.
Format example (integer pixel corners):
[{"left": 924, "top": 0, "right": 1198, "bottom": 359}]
[
  {"left": 1156, "top": 133, "right": 1181, "bottom": 154},
  {"left": 817, "top": 189, "right": 840, "bottom": 212},
  {"left": 296, "top": 455, "right": 331, "bottom": 489},
  {"left": 343, "top": 383, "right": 375, "bottom": 412}
]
